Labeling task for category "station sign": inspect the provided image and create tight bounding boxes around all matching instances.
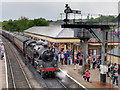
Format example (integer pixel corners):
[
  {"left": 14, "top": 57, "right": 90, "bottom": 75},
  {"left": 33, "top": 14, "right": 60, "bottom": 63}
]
[{"left": 72, "top": 10, "right": 81, "bottom": 14}]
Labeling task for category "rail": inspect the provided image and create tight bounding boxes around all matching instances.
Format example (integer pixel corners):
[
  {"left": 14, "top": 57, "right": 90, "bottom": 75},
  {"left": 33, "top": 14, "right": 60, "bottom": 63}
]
[{"left": 3, "top": 36, "right": 32, "bottom": 89}]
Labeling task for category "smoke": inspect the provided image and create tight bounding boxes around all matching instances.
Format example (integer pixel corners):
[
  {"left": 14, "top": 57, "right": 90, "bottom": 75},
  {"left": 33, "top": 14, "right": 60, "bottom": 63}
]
[
  {"left": 56, "top": 70, "right": 68, "bottom": 83},
  {"left": 56, "top": 70, "right": 78, "bottom": 88}
]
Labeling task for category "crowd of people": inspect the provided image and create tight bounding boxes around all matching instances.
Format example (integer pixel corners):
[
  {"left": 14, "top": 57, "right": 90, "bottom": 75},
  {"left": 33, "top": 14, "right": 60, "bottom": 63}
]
[
  {"left": 0, "top": 40, "right": 4, "bottom": 60},
  {"left": 106, "top": 62, "right": 119, "bottom": 86},
  {"left": 54, "top": 44, "right": 102, "bottom": 70},
  {"left": 50, "top": 43, "right": 119, "bottom": 85},
  {"left": 50, "top": 43, "right": 101, "bottom": 69}
]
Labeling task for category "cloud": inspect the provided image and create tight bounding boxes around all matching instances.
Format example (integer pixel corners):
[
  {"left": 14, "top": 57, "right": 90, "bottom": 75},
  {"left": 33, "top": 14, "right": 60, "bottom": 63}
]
[
  {"left": 2, "top": 2, "right": 118, "bottom": 21},
  {"left": 1, "top": 0, "right": 120, "bottom": 2}
]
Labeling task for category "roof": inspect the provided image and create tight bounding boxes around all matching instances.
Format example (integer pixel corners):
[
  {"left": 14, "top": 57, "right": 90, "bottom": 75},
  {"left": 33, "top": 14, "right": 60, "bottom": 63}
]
[
  {"left": 88, "top": 29, "right": 120, "bottom": 42},
  {"left": 24, "top": 25, "right": 74, "bottom": 38},
  {"left": 107, "top": 46, "right": 120, "bottom": 57},
  {"left": 15, "top": 35, "right": 29, "bottom": 42},
  {"left": 24, "top": 25, "right": 120, "bottom": 43}
]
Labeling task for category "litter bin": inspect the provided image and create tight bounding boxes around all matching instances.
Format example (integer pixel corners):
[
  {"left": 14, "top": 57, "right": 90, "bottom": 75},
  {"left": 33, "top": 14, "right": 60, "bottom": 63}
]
[
  {"left": 100, "top": 65, "right": 108, "bottom": 85},
  {"left": 100, "top": 74, "right": 106, "bottom": 84}
]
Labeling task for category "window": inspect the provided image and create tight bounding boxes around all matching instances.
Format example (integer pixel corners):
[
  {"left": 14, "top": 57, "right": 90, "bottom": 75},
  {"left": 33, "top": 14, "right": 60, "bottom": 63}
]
[{"left": 89, "top": 49, "right": 97, "bottom": 55}]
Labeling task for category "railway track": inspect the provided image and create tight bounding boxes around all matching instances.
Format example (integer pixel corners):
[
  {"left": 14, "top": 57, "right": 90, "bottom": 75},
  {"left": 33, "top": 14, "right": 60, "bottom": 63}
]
[
  {"left": 2, "top": 36, "right": 32, "bottom": 89},
  {"left": 2, "top": 35, "right": 67, "bottom": 89},
  {"left": 42, "top": 77, "right": 68, "bottom": 89},
  {"left": 27, "top": 62, "right": 68, "bottom": 89},
  {"left": 2, "top": 35, "right": 85, "bottom": 89}
]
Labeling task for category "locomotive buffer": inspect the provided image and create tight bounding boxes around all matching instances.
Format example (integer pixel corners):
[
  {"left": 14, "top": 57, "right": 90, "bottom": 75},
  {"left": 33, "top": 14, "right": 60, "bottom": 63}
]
[{"left": 61, "top": 4, "right": 115, "bottom": 85}]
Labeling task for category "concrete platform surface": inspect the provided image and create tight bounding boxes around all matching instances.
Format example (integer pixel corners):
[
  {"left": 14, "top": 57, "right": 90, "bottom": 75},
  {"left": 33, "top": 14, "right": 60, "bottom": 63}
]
[
  {"left": 0, "top": 39, "right": 8, "bottom": 89},
  {"left": 0, "top": 59, "right": 7, "bottom": 89},
  {"left": 59, "top": 63, "right": 119, "bottom": 88}
]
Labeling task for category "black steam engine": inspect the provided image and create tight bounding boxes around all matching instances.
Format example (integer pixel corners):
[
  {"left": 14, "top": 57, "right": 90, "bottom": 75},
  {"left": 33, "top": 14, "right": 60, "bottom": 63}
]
[{"left": 2, "top": 30, "right": 59, "bottom": 78}]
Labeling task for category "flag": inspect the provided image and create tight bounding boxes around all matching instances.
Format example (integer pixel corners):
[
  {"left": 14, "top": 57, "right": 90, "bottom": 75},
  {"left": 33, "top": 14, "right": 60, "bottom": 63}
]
[
  {"left": 89, "top": 40, "right": 91, "bottom": 42},
  {"left": 119, "top": 45, "right": 120, "bottom": 49},
  {"left": 114, "top": 29, "right": 120, "bottom": 38}
]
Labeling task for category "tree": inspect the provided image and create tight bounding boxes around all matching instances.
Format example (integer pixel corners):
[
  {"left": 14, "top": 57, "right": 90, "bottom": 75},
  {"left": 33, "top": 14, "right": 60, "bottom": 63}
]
[
  {"left": 87, "top": 15, "right": 117, "bottom": 23},
  {"left": 17, "top": 16, "right": 29, "bottom": 32},
  {"left": 33, "top": 18, "right": 49, "bottom": 26},
  {"left": 2, "top": 16, "right": 50, "bottom": 32}
]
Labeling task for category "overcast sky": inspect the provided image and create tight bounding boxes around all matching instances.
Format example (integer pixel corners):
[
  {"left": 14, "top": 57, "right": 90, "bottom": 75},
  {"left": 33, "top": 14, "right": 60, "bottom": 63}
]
[{"left": 0, "top": 0, "right": 120, "bottom": 21}]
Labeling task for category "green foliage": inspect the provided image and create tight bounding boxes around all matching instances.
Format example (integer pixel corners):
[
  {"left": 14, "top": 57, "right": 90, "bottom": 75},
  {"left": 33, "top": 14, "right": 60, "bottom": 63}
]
[
  {"left": 87, "top": 15, "right": 117, "bottom": 23},
  {"left": 2, "top": 16, "right": 50, "bottom": 32},
  {"left": 50, "top": 20, "right": 64, "bottom": 25},
  {"left": 33, "top": 18, "right": 49, "bottom": 26},
  {"left": 0, "top": 22, "right": 2, "bottom": 27}
]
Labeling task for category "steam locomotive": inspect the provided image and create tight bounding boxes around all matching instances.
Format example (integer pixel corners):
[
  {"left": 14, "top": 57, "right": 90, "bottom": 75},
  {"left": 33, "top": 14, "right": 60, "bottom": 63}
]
[{"left": 2, "top": 30, "right": 59, "bottom": 78}]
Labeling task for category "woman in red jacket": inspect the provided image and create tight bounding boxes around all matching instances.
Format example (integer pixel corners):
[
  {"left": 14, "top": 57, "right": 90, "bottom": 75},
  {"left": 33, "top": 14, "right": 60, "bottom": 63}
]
[{"left": 85, "top": 69, "right": 90, "bottom": 82}]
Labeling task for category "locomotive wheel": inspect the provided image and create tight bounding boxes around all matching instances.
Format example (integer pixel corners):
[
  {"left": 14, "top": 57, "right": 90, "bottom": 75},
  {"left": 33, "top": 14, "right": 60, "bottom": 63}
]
[
  {"left": 34, "top": 63, "right": 37, "bottom": 69},
  {"left": 41, "top": 72, "right": 45, "bottom": 79},
  {"left": 52, "top": 72, "right": 56, "bottom": 77},
  {"left": 36, "top": 65, "right": 40, "bottom": 72}
]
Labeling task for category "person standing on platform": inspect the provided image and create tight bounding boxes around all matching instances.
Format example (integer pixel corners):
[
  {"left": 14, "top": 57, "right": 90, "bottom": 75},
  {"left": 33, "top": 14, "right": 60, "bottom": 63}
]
[
  {"left": 74, "top": 57, "right": 77, "bottom": 70},
  {"left": 58, "top": 50, "right": 61, "bottom": 63},
  {"left": 70, "top": 53, "right": 72, "bottom": 64},
  {"left": 77, "top": 51, "right": 80, "bottom": 60},
  {"left": 92, "top": 56, "right": 96, "bottom": 69},
  {"left": 79, "top": 55, "right": 82, "bottom": 65},
  {"left": 69, "top": 50, "right": 72, "bottom": 56},
  {"left": 112, "top": 67, "right": 118, "bottom": 86},
  {"left": 55, "top": 49, "right": 59, "bottom": 61},
  {"left": 107, "top": 63, "right": 111, "bottom": 77},
  {"left": 1, "top": 45, "right": 4, "bottom": 60},
  {"left": 60, "top": 52, "right": 64, "bottom": 65},
  {"left": 97, "top": 58, "right": 101, "bottom": 69},
  {"left": 76, "top": 58, "right": 79, "bottom": 70},
  {"left": 68, "top": 55, "right": 71, "bottom": 65},
  {"left": 85, "top": 69, "right": 90, "bottom": 82},
  {"left": 114, "top": 63, "right": 119, "bottom": 71},
  {"left": 64, "top": 51, "right": 68, "bottom": 65},
  {"left": 87, "top": 56, "right": 91, "bottom": 70},
  {"left": 1, "top": 52, "right": 4, "bottom": 60}
]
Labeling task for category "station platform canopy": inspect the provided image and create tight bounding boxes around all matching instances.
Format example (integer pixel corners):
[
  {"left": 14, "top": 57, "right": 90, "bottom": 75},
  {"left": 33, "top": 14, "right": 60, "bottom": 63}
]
[
  {"left": 24, "top": 25, "right": 120, "bottom": 44},
  {"left": 24, "top": 25, "right": 80, "bottom": 43},
  {"left": 24, "top": 25, "right": 74, "bottom": 38}
]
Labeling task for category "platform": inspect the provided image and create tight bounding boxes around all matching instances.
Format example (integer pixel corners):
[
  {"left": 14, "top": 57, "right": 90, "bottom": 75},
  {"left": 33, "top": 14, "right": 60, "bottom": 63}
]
[
  {"left": 0, "top": 40, "right": 8, "bottom": 89},
  {"left": 59, "top": 63, "right": 119, "bottom": 88}
]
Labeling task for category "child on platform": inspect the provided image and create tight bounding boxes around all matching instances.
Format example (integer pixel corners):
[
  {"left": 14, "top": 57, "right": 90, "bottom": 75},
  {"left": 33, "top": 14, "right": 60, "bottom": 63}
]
[{"left": 85, "top": 69, "right": 90, "bottom": 82}]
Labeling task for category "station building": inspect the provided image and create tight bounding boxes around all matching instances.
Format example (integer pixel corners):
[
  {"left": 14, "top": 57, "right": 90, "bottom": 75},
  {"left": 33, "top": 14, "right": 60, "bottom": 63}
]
[
  {"left": 24, "top": 25, "right": 120, "bottom": 57},
  {"left": 107, "top": 46, "right": 120, "bottom": 64},
  {"left": 24, "top": 25, "right": 81, "bottom": 52}
]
